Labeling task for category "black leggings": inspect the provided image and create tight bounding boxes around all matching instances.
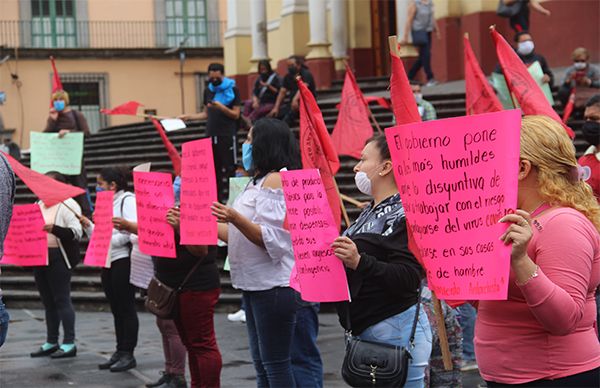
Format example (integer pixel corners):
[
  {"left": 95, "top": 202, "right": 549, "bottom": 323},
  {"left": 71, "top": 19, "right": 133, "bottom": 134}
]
[
  {"left": 101, "top": 258, "right": 139, "bottom": 353},
  {"left": 33, "top": 249, "right": 75, "bottom": 344},
  {"left": 486, "top": 366, "right": 600, "bottom": 387}
]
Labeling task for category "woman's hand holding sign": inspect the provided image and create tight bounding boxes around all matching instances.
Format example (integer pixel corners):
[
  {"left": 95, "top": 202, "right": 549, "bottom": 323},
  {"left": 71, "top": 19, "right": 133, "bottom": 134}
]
[{"left": 332, "top": 236, "right": 361, "bottom": 270}]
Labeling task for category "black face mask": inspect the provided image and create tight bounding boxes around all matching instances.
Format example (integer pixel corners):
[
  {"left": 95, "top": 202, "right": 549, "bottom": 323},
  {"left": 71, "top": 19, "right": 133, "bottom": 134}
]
[
  {"left": 582, "top": 121, "right": 600, "bottom": 146},
  {"left": 259, "top": 72, "right": 269, "bottom": 81},
  {"left": 210, "top": 78, "right": 222, "bottom": 87},
  {"left": 288, "top": 65, "right": 298, "bottom": 75}
]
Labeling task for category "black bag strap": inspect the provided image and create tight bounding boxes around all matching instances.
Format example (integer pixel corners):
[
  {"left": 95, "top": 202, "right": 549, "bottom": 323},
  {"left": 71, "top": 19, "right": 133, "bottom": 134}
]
[
  {"left": 175, "top": 256, "right": 205, "bottom": 292},
  {"left": 346, "top": 286, "right": 422, "bottom": 348},
  {"left": 119, "top": 192, "right": 134, "bottom": 217}
]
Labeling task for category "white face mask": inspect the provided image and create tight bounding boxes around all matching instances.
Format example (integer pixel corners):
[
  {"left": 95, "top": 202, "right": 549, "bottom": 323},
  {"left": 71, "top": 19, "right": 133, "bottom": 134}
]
[
  {"left": 354, "top": 171, "right": 372, "bottom": 196},
  {"left": 517, "top": 41, "right": 535, "bottom": 56},
  {"left": 574, "top": 62, "right": 587, "bottom": 70},
  {"left": 414, "top": 93, "right": 423, "bottom": 104}
]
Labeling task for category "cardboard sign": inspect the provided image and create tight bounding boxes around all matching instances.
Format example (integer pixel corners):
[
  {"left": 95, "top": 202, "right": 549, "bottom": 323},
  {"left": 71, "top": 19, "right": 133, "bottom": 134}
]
[
  {"left": 180, "top": 138, "right": 218, "bottom": 245},
  {"left": 2, "top": 204, "right": 48, "bottom": 266},
  {"left": 492, "top": 61, "right": 554, "bottom": 109},
  {"left": 281, "top": 169, "right": 349, "bottom": 302},
  {"left": 30, "top": 132, "right": 84, "bottom": 175},
  {"left": 160, "top": 119, "right": 187, "bottom": 132},
  {"left": 133, "top": 171, "right": 176, "bottom": 258},
  {"left": 83, "top": 191, "right": 113, "bottom": 268},
  {"left": 385, "top": 110, "right": 521, "bottom": 300}
]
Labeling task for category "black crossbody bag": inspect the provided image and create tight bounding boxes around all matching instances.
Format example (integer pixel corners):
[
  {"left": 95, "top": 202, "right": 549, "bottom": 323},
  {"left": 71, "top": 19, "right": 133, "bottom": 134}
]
[{"left": 341, "top": 288, "right": 422, "bottom": 387}]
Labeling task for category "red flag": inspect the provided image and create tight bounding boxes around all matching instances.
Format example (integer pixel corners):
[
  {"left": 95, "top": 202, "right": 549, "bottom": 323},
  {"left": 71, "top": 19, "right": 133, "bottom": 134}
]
[
  {"left": 50, "top": 56, "right": 63, "bottom": 93},
  {"left": 101, "top": 101, "right": 143, "bottom": 116},
  {"left": 389, "top": 43, "right": 421, "bottom": 124},
  {"left": 464, "top": 35, "right": 503, "bottom": 115},
  {"left": 2, "top": 152, "right": 85, "bottom": 207},
  {"left": 298, "top": 78, "right": 342, "bottom": 229},
  {"left": 151, "top": 118, "right": 182, "bottom": 176},
  {"left": 490, "top": 27, "right": 575, "bottom": 138},
  {"left": 365, "top": 96, "right": 392, "bottom": 110},
  {"left": 331, "top": 64, "right": 373, "bottom": 159},
  {"left": 562, "top": 89, "right": 575, "bottom": 123}
]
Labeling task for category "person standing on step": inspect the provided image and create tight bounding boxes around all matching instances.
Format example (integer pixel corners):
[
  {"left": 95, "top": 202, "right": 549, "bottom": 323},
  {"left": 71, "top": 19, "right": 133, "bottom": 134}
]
[
  {"left": 44, "top": 90, "right": 92, "bottom": 217},
  {"left": 402, "top": 0, "right": 440, "bottom": 86},
  {"left": 0, "top": 152, "right": 15, "bottom": 349},
  {"left": 79, "top": 166, "right": 139, "bottom": 373},
  {"left": 30, "top": 171, "right": 82, "bottom": 359},
  {"left": 179, "top": 63, "right": 242, "bottom": 203}
]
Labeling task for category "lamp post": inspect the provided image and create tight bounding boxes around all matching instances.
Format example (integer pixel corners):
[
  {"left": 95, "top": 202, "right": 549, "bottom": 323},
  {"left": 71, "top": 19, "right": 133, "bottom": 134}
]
[{"left": 164, "top": 37, "right": 189, "bottom": 115}]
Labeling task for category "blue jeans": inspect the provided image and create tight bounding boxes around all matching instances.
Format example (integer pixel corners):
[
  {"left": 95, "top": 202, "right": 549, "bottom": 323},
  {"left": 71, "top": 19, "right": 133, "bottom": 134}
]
[
  {"left": 0, "top": 296, "right": 9, "bottom": 348},
  {"left": 243, "top": 287, "right": 297, "bottom": 388},
  {"left": 291, "top": 295, "right": 323, "bottom": 388},
  {"left": 358, "top": 305, "right": 433, "bottom": 388},
  {"left": 408, "top": 32, "right": 434, "bottom": 81},
  {"left": 456, "top": 303, "right": 476, "bottom": 361}
]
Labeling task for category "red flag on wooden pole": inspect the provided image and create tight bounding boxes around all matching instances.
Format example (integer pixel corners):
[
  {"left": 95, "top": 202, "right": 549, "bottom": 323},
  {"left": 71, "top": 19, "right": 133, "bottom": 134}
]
[
  {"left": 50, "top": 56, "right": 63, "bottom": 93},
  {"left": 464, "top": 34, "right": 503, "bottom": 115},
  {"left": 388, "top": 37, "right": 421, "bottom": 125},
  {"left": 490, "top": 26, "right": 575, "bottom": 138},
  {"left": 2, "top": 152, "right": 85, "bottom": 207},
  {"left": 331, "top": 63, "right": 374, "bottom": 159},
  {"left": 101, "top": 101, "right": 143, "bottom": 116},
  {"left": 297, "top": 78, "right": 344, "bottom": 229},
  {"left": 151, "top": 118, "right": 182, "bottom": 176},
  {"left": 562, "top": 89, "right": 576, "bottom": 123}
]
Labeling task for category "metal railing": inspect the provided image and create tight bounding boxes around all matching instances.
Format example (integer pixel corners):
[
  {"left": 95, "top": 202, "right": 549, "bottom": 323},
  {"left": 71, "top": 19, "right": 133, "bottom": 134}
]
[{"left": 0, "top": 20, "right": 226, "bottom": 49}]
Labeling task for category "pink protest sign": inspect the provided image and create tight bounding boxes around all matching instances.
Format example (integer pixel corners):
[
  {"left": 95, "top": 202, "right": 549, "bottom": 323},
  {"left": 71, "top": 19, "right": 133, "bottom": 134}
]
[
  {"left": 2, "top": 204, "right": 48, "bottom": 266},
  {"left": 281, "top": 169, "right": 349, "bottom": 302},
  {"left": 84, "top": 191, "right": 114, "bottom": 267},
  {"left": 385, "top": 110, "right": 521, "bottom": 300},
  {"left": 180, "top": 138, "right": 218, "bottom": 245},
  {"left": 133, "top": 171, "right": 176, "bottom": 258}
]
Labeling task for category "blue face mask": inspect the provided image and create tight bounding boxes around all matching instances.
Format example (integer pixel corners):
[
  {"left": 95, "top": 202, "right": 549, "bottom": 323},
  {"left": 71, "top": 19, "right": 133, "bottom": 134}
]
[
  {"left": 53, "top": 100, "right": 66, "bottom": 112},
  {"left": 95, "top": 186, "right": 105, "bottom": 193},
  {"left": 242, "top": 143, "right": 253, "bottom": 171},
  {"left": 173, "top": 176, "right": 181, "bottom": 203}
]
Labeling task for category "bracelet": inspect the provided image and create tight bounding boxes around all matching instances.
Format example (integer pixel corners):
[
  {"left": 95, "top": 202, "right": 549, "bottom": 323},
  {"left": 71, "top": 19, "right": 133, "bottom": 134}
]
[{"left": 516, "top": 265, "right": 539, "bottom": 286}]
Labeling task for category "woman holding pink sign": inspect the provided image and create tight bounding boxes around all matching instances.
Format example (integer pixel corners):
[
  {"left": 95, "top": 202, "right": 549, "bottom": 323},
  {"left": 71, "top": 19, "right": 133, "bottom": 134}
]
[
  {"left": 332, "top": 135, "right": 432, "bottom": 388},
  {"left": 477, "top": 116, "right": 600, "bottom": 387}
]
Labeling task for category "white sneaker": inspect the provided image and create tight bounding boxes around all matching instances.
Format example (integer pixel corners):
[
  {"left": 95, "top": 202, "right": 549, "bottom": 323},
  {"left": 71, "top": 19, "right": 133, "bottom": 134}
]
[{"left": 227, "top": 309, "right": 246, "bottom": 323}]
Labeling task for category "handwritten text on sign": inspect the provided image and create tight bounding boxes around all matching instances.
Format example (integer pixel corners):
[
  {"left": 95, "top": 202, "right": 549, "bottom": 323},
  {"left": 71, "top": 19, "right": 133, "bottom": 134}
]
[
  {"left": 30, "top": 132, "right": 84, "bottom": 175},
  {"left": 2, "top": 204, "right": 48, "bottom": 266},
  {"left": 180, "top": 138, "right": 218, "bottom": 245},
  {"left": 281, "top": 169, "right": 349, "bottom": 302},
  {"left": 133, "top": 171, "right": 176, "bottom": 258},
  {"left": 385, "top": 110, "right": 521, "bottom": 300},
  {"left": 84, "top": 191, "right": 114, "bottom": 267}
]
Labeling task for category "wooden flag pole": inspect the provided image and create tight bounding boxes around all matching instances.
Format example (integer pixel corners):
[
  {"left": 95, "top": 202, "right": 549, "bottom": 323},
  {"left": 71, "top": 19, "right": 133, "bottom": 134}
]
[
  {"left": 340, "top": 193, "right": 364, "bottom": 208},
  {"left": 432, "top": 292, "right": 453, "bottom": 371},
  {"left": 61, "top": 201, "right": 81, "bottom": 217},
  {"left": 333, "top": 178, "right": 352, "bottom": 228},
  {"left": 136, "top": 113, "right": 170, "bottom": 120}
]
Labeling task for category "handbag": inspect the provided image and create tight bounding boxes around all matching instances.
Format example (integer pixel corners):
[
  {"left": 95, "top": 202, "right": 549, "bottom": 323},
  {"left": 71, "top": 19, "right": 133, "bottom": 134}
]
[
  {"left": 411, "top": 30, "right": 429, "bottom": 46},
  {"left": 497, "top": 0, "right": 523, "bottom": 18},
  {"left": 145, "top": 258, "right": 204, "bottom": 319},
  {"left": 341, "top": 288, "right": 422, "bottom": 387}
]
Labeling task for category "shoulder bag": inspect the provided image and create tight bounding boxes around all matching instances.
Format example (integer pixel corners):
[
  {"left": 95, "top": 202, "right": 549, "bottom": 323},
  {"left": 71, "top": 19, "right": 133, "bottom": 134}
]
[
  {"left": 145, "top": 258, "right": 203, "bottom": 319},
  {"left": 497, "top": 0, "right": 523, "bottom": 18},
  {"left": 341, "top": 288, "right": 422, "bottom": 387}
]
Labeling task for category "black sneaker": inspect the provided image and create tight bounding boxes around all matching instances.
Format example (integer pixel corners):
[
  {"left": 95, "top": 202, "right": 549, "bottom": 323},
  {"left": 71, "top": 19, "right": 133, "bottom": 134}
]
[
  {"left": 98, "top": 351, "right": 123, "bottom": 370},
  {"left": 110, "top": 352, "right": 136, "bottom": 372},
  {"left": 50, "top": 346, "right": 77, "bottom": 359},
  {"left": 30, "top": 344, "right": 59, "bottom": 358},
  {"left": 146, "top": 371, "right": 172, "bottom": 387}
]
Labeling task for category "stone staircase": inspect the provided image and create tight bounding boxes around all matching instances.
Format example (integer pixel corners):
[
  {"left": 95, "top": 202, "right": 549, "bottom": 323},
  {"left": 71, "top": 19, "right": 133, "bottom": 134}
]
[{"left": 1, "top": 76, "right": 588, "bottom": 310}]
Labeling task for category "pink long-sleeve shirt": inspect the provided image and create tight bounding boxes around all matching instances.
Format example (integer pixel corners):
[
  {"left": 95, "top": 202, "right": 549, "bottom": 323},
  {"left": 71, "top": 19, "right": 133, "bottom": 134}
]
[{"left": 475, "top": 207, "right": 600, "bottom": 384}]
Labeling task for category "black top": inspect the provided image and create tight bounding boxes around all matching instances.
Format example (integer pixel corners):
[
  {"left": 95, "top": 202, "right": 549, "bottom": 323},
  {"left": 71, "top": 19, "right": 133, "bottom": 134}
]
[
  {"left": 494, "top": 52, "right": 554, "bottom": 86},
  {"left": 203, "top": 87, "right": 242, "bottom": 137},
  {"left": 154, "top": 243, "right": 220, "bottom": 291},
  {"left": 253, "top": 73, "right": 281, "bottom": 104},
  {"left": 282, "top": 67, "right": 317, "bottom": 99},
  {"left": 336, "top": 193, "right": 423, "bottom": 335}
]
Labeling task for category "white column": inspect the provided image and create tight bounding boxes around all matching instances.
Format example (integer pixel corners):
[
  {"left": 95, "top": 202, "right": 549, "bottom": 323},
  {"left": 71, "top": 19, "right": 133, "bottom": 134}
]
[
  {"left": 250, "top": 0, "right": 268, "bottom": 62},
  {"left": 306, "top": 0, "right": 331, "bottom": 59},
  {"left": 395, "top": 0, "right": 418, "bottom": 57},
  {"left": 331, "top": 0, "right": 348, "bottom": 60},
  {"left": 225, "top": 0, "right": 251, "bottom": 38}
]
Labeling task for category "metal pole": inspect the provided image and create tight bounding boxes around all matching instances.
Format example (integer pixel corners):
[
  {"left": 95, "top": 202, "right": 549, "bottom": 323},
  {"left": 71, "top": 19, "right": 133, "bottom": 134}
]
[{"left": 179, "top": 50, "right": 185, "bottom": 114}]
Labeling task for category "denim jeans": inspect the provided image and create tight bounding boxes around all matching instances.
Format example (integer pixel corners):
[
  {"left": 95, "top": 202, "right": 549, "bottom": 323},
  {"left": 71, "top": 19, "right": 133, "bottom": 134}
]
[
  {"left": 456, "top": 303, "right": 476, "bottom": 361},
  {"left": 0, "top": 296, "right": 8, "bottom": 348},
  {"left": 358, "top": 305, "right": 433, "bottom": 388},
  {"left": 291, "top": 295, "right": 323, "bottom": 388},
  {"left": 407, "top": 32, "right": 434, "bottom": 81},
  {"left": 244, "top": 287, "right": 297, "bottom": 388}
]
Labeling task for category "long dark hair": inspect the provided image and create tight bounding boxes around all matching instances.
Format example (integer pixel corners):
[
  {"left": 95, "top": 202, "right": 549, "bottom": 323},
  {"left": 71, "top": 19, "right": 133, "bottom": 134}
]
[
  {"left": 251, "top": 118, "right": 301, "bottom": 182},
  {"left": 99, "top": 166, "right": 130, "bottom": 192},
  {"left": 257, "top": 59, "right": 272, "bottom": 74},
  {"left": 45, "top": 171, "right": 68, "bottom": 183}
]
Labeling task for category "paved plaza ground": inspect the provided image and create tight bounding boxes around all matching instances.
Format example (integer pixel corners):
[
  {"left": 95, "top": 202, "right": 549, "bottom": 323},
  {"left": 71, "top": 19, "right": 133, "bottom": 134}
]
[{"left": 0, "top": 309, "right": 484, "bottom": 387}]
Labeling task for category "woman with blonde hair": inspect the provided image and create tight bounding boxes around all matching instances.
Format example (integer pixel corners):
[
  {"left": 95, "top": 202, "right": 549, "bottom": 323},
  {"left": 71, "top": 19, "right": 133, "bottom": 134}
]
[{"left": 476, "top": 115, "right": 600, "bottom": 387}]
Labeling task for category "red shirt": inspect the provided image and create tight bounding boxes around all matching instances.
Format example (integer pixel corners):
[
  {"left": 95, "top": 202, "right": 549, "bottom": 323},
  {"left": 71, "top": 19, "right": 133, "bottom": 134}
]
[{"left": 578, "top": 146, "right": 600, "bottom": 202}]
